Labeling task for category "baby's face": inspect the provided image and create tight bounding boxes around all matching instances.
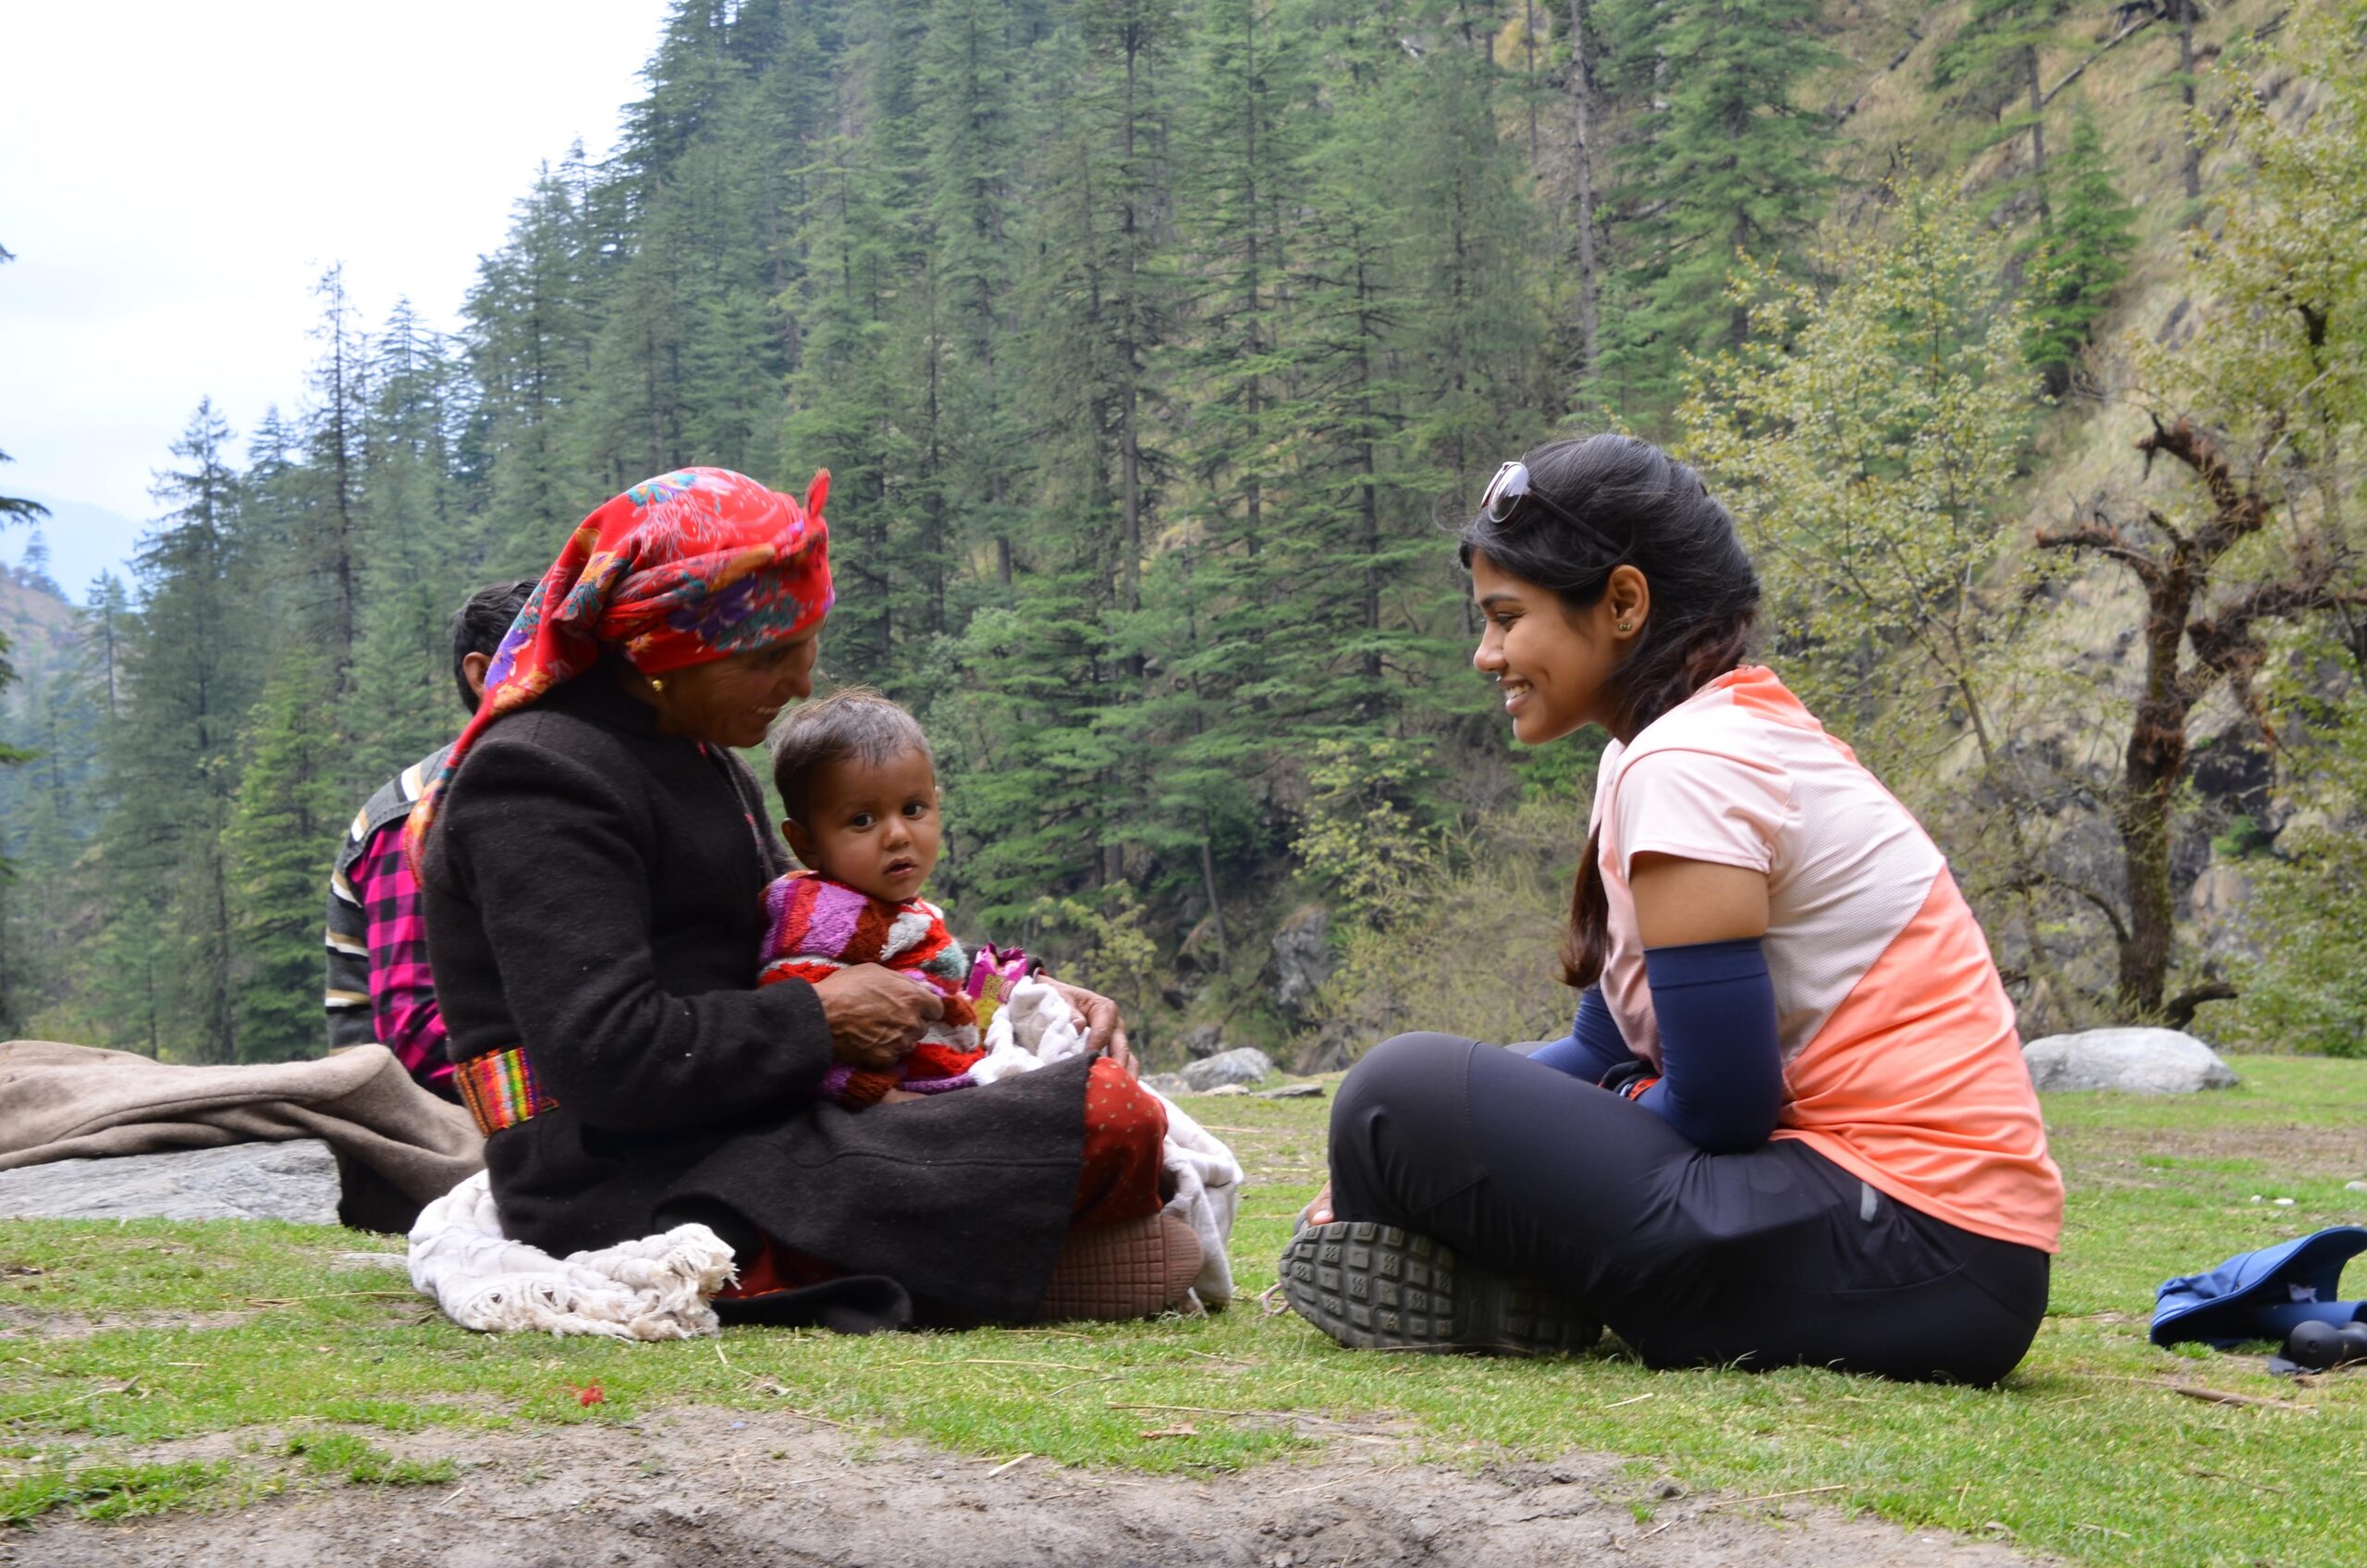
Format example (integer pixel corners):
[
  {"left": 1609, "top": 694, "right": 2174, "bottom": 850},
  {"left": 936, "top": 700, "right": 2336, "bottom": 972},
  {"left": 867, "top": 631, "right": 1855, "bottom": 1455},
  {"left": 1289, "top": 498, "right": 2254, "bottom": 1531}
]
[{"left": 785, "top": 747, "right": 943, "bottom": 905}]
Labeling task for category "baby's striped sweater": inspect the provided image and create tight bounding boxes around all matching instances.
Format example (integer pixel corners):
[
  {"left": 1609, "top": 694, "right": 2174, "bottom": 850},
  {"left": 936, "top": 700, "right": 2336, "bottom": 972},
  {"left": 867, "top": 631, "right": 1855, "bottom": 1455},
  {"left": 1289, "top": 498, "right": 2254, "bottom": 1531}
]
[{"left": 755, "top": 871, "right": 984, "bottom": 1107}]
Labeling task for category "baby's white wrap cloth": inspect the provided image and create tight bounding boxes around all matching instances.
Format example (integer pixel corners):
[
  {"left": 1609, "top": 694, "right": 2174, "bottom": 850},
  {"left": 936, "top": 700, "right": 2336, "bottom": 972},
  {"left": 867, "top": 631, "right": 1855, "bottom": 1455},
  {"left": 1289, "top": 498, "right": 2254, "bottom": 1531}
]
[{"left": 408, "top": 977, "right": 1245, "bottom": 1333}]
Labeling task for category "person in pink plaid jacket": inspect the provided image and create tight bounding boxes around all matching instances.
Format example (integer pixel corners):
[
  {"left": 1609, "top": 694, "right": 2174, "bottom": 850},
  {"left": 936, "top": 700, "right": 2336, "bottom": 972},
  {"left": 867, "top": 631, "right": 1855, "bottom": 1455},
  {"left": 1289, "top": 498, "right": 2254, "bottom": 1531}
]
[{"left": 323, "top": 580, "right": 533, "bottom": 1098}]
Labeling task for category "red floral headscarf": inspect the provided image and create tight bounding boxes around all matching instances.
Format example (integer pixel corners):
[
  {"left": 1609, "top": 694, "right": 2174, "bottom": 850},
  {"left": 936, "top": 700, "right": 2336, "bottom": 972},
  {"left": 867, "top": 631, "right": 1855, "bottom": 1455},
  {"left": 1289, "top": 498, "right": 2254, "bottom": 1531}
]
[{"left": 406, "top": 466, "right": 833, "bottom": 870}]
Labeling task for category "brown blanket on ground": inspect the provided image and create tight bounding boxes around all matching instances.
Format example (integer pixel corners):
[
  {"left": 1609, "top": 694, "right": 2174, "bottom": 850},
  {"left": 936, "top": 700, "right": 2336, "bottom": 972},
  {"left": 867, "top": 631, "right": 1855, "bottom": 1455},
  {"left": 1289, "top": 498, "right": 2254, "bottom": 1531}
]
[{"left": 0, "top": 1041, "right": 484, "bottom": 1231}]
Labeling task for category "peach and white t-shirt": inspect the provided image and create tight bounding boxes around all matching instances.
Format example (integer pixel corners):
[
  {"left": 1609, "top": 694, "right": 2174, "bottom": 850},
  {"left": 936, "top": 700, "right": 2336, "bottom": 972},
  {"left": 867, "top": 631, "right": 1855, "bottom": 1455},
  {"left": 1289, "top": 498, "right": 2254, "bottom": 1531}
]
[{"left": 1590, "top": 666, "right": 2064, "bottom": 1254}]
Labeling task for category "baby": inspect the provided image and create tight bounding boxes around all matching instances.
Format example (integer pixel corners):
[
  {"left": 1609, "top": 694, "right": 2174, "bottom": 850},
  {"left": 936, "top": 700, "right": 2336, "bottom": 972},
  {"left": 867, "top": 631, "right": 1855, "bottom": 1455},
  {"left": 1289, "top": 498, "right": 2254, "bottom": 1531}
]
[{"left": 758, "top": 690, "right": 995, "bottom": 1108}]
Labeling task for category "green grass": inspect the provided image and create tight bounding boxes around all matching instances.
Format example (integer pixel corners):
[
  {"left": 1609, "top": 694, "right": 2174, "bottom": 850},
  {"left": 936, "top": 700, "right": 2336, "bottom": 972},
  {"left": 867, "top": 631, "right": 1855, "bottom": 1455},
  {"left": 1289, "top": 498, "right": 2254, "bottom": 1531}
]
[{"left": 5, "top": 1059, "right": 2366, "bottom": 1562}]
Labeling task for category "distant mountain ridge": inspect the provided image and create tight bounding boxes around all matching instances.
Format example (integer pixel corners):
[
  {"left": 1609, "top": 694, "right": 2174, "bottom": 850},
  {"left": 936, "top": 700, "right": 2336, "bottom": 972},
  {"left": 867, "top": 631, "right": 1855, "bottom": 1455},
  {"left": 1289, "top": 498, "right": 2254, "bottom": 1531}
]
[
  {"left": 4, "top": 491, "right": 144, "bottom": 597},
  {"left": 0, "top": 561, "right": 79, "bottom": 679}
]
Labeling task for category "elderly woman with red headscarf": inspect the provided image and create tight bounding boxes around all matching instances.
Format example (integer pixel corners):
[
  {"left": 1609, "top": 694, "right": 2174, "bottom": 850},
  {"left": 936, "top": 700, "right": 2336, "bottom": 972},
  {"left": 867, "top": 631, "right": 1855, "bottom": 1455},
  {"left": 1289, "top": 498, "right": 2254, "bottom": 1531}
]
[{"left": 409, "top": 468, "right": 1199, "bottom": 1329}]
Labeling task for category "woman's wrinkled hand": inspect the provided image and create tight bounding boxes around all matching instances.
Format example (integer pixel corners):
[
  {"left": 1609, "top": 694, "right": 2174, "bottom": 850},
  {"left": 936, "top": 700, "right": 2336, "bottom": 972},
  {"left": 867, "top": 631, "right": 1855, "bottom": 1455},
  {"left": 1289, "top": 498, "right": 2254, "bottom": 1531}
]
[
  {"left": 1042, "top": 977, "right": 1136, "bottom": 1077},
  {"left": 813, "top": 963, "right": 941, "bottom": 1072}
]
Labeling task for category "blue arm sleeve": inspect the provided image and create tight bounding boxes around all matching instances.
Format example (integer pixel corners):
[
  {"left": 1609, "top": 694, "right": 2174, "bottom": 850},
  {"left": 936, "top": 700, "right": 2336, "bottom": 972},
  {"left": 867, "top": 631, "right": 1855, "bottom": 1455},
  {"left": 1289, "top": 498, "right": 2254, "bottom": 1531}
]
[
  {"left": 1527, "top": 987, "right": 1630, "bottom": 1081},
  {"left": 1636, "top": 937, "right": 1783, "bottom": 1154}
]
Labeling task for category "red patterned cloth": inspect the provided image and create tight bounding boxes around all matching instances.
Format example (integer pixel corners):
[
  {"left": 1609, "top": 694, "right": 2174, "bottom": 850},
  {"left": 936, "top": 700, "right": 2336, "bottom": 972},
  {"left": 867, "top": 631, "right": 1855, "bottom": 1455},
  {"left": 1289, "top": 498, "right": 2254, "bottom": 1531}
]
[
  {"left": 1071, "top": 1058, "right": 1170, "bottom": 1227},
  {"left": 717, "top": 1060, "right": 1169, "bottom": 1304},
  {"left": 406, "top": 467, "right": 832, "bottom": 871}
]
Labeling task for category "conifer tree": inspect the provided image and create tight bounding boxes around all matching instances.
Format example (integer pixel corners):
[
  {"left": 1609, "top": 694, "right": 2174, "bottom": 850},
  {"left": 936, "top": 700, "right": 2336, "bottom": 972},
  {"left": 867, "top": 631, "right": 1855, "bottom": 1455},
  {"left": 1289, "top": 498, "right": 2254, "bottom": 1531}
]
[
  {"left": 1597, "top": 0, "right": 1838, "bottom": 425},
  {"left": 782, "top": 102, "right": 927, "bottom": 682},
  {"left": 1564, "top": 0, "right": 1607, "bottom": 405},
  {"left": 102, "top": 401, "right": 260, "bottom": 1061},
  {"left": 226, "top": 645, "right": 348, "bottom": 1061},
  {"left": 0, "top": 573, "right": 107, "bottom": 1035},
  {"left": 1932, "top": 0, "right": 2078, "bottom": 232},
  {"left": 1268, "top": 43, "right": 1429, "bottom": 726},
  {"left": 1125, "top": 0, "right": 1316, "bottom": 922},
  {"left": 81, "top": 573, "right": 128, "bottom": 721},
  {"left": 0, "top": 435, "right": 47, "bottom": 716},
  {"left": 350, "top": 303, "right": 474, "bottom": 781},
  {"left": 0, "top": 449, "right": 44, "bottom": 528},
  {"left": 2027, "top": 107, "right": 2136, "bottom": 395},
  {"left": 1390, "top": 7, "right": 1554, "bottom": 494},
  {"left": 916, "top": 0, "right": 1027, "bottom": 590},
  {"left": 467, "top": 159, "right": 603, "bottom": 565},
  {"left": 302, "top": 265, "right": 371, "bottom": 670}
]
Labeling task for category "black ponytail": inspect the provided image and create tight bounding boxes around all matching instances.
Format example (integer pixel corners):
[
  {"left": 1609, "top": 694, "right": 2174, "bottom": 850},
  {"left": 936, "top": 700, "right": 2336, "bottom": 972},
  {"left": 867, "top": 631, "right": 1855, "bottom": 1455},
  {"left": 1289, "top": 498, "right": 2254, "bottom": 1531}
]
[{"left": 1457, "top": 434, "right": 1760, "bottom": 990}]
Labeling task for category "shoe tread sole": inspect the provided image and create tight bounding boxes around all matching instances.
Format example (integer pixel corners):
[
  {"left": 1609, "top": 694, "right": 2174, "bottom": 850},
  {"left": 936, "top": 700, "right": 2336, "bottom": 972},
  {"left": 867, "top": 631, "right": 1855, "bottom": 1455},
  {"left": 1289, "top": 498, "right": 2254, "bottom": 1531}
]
[{"left": 1280, "top": 1221, "right": 1599, "bottom": 1356}]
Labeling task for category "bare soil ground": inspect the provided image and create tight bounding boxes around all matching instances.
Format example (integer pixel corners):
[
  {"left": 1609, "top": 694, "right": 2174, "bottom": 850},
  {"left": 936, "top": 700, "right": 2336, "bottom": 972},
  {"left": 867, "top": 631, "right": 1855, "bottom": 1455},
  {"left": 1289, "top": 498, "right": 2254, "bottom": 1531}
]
[{"left": 6, "top": 1405, "right": 2046, "bottom": 1568}]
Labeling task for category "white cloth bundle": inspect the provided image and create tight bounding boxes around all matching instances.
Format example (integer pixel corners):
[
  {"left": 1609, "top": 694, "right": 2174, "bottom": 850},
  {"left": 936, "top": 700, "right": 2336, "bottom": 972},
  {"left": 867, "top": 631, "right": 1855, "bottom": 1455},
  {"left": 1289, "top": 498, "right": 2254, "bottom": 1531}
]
[
  {"left": 407, "top": 1170, "right": 735, "bottom": 1340},
  {"left": 977, "top": 977, "right": 1246, "bottom": 1308}
]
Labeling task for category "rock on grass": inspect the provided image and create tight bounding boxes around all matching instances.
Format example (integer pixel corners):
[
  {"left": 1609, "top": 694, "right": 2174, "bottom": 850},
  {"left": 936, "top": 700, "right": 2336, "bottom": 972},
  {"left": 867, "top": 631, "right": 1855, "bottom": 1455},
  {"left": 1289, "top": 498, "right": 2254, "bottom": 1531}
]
[
  {"left": 2022, "top": 1028, "right": 2239, "bottom": 1094},
  {"left": 0, "top": 1138, "right": 342, "bottom": 1224}
]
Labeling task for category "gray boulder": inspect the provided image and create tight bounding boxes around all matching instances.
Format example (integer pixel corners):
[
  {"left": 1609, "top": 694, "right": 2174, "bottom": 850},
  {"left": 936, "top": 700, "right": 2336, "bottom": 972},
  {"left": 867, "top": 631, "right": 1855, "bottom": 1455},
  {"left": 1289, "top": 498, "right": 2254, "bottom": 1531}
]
[
  {"left": 0, "top": 1138, "right": 343, "bottom": 1224},
  {"left": 1141, "top": 1072, "right": 1191, "bottom": 1098},
  {"left": 1181, "top": 1047, "right": 1275, "bottom": 1093},
  {"left": 2022, "top": 1028, "right": 2240, "bottom": 1095},
  {"left": 1269, "top": 906, "right": 1335, "bottom": 1020}
]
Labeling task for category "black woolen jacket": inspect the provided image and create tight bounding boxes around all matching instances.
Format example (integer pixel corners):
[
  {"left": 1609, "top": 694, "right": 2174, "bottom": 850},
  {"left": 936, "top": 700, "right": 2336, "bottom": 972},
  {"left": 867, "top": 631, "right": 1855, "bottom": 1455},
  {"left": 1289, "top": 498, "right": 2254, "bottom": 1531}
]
[{"left": 420, "top": 673, "right": 1086, "bottom": 1327}]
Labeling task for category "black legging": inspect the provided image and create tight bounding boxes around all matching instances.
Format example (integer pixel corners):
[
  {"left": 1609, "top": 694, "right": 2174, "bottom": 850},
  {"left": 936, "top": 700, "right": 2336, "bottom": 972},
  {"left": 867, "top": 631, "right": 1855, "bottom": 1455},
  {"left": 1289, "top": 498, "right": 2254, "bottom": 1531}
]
[{"left": 1325, "top": 1033, "right": 2050, "bottom": 1384}]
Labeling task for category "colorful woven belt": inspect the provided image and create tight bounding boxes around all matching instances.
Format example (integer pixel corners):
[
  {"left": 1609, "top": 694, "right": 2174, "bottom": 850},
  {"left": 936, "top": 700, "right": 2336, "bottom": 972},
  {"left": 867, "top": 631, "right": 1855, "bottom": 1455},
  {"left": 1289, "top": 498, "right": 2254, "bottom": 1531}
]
[{"left": 454, "top": 1046, "right": 557, "bottom": 1136}]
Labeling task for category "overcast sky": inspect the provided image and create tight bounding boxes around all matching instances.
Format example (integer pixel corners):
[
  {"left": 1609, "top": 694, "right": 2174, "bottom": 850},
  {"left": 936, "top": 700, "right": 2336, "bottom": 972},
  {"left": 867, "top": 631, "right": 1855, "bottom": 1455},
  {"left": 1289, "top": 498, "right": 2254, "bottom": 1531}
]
[{"left": 1, "top": 0, "right": 675, "bottom": 581}]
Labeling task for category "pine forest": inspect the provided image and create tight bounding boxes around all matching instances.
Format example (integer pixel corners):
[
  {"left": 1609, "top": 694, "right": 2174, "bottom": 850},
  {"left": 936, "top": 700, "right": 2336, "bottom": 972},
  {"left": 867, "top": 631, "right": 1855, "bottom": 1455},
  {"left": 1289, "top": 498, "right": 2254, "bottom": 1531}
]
[{"left": 3, "top": 0, "right": 2365, "bottom": 1069}]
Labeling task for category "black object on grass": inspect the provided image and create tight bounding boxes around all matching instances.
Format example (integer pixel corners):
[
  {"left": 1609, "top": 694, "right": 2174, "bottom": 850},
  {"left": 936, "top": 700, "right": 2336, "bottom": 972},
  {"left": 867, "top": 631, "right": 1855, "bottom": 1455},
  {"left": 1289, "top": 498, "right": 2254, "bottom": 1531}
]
[
  {"left": 2278, "top": 1317, "right": 2367, "bottom": 1373},
  {"left": 2284, "top": 1320, "right": 2345, "bottom": 1371}
]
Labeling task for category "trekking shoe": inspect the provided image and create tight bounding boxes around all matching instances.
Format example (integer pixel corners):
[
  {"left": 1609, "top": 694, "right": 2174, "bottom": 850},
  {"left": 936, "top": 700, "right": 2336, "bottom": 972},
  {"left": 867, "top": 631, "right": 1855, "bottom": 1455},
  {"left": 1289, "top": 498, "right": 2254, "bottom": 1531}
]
[{"left": 1279, "top": 1220, "right": 1600, "bottom": 1356}]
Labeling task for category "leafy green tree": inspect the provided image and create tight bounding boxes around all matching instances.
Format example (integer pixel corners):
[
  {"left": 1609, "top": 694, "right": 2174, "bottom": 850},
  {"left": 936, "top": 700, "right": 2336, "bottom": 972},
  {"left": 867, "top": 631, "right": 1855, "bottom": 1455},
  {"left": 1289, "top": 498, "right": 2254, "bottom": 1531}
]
[
  {"left": 2226, "top": 668, "right": 2367, "bottom": 1056},
  {"left": 2034, "top": 1, "right": 2367, "bottom": 1022},
  {"left": 1679, "top": 181, "right": 2084, "bottom": 1009}
]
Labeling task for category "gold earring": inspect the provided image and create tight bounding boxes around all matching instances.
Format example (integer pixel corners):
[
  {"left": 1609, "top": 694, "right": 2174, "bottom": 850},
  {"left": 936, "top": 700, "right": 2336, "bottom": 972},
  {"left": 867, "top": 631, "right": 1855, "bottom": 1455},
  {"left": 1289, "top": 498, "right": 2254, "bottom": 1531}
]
[
  {"left": 1617, "top": 620, "right": 1633, "bottom": 633},
  {"left": 648, "top": 676, "right": 666, "bottom": 694}
]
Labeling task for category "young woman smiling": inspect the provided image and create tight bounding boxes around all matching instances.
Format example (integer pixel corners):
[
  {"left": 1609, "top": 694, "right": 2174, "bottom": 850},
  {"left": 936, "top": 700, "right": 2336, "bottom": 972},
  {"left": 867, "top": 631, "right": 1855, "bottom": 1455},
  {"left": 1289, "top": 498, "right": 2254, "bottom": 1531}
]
[{"left": 1282, "top": 435, "right": 2064, "bottom": 1384}]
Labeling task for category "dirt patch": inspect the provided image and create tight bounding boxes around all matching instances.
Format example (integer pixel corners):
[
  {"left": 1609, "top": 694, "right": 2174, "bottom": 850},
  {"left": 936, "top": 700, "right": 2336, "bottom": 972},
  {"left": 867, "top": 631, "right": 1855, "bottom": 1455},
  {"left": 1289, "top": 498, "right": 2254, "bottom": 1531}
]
[
  {"left": 2054, "top": 1120, "right": 2367, "bottom": 1182},
  {"left": 6, "top": 1405, "right": 2046, "bottom": 1568},
  {"left": 0, "top": 1305, "right": 256, "bottom": 1341}
]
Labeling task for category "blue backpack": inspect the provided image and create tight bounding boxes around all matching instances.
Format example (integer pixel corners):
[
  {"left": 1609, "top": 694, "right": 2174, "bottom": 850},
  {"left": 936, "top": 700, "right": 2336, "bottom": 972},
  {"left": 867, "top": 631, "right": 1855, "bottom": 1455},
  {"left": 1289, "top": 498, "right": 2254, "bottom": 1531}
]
[{"left": 2152, "top": 1226, "right": 2367, "bottom": 1348}]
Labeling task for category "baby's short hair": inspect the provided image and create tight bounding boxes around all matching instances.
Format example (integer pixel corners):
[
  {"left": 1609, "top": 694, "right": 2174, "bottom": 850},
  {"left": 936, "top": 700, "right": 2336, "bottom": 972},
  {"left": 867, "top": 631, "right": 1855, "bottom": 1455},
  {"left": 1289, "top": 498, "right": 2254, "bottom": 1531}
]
[{"left": 769, "top": 688, "right": 933, "bottom": 821}]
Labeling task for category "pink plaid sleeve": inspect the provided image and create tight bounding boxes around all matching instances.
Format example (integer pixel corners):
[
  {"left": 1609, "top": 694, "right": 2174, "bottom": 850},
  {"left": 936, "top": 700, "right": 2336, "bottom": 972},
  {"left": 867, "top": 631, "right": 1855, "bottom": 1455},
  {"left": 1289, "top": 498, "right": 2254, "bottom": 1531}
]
[{"left": 350, "top": 822, "right": 454, "bottom": 1097}]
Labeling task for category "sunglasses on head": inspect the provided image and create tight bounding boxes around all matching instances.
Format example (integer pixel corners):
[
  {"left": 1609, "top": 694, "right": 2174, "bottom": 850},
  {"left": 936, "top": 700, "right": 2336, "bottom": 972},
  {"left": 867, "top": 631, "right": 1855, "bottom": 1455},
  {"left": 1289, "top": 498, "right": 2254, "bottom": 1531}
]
[{"left": 1479, "top": 459, "right": 1585, "bottom": 529}]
